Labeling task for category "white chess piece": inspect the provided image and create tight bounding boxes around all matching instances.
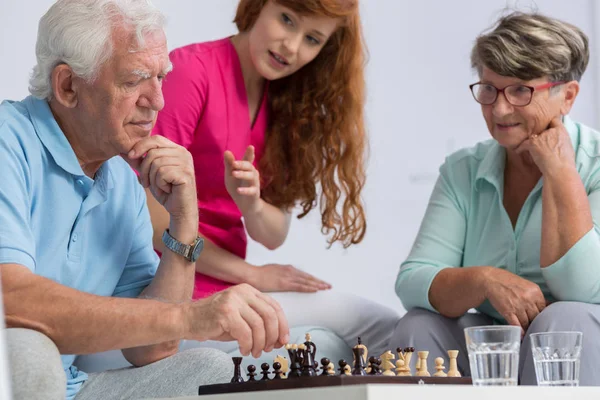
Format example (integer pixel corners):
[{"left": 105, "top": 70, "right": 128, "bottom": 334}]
[
  {"left": 433, "top": 357, "right": 447, "bottom": 377},
  {"left": 416, "top": 351, "right": 430, "bottom": 377},
  {"left": 447, "top": 350, "right": 461, "bottom": 377}
]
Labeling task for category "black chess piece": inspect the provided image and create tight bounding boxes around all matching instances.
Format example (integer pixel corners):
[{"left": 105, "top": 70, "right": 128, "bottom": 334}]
[
  {"left": 272, "top": 362, "right": 283, "bottom": 380},
  {"left": 338, "top": 359, "right": 349, "bottom": 375},
  {"left": 260, "top": 362, "right": 271, "bottom": 381},
  {"left": 231, "top": 357, "right": 244, "bottom": 383},
  {"left": 320, "top": 358, "right": 332, "bottom": 376},
  {"left": 367, "top": 356, "right": 378, "bottom": 375},
  {"left": 351, "top": 346, "right": 367, "bottom": 376},
  {"left": 368, "top": 356, "right": 382, "bottom": 375},
  {"left": 286, "top": 347, "right": 302, "bottom": 379},
  {"left": 304, "top": 333, "right": 317, "bottom": 361},
  {"left": 300, "top": 346, "right": 317, "bottom": 377},
  {"left": 246, "top": 365, "right": 257, "bottom": 382}
]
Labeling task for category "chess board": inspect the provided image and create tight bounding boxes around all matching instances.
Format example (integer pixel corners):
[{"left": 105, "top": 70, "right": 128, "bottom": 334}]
[{"left": 198, "top": 375, "right": 472, "bottom": 395}]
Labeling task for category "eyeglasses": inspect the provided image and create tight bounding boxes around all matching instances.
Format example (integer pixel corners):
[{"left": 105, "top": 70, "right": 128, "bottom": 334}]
[{"left": 469, "top": 81, "right": 565, "bottom": 106}]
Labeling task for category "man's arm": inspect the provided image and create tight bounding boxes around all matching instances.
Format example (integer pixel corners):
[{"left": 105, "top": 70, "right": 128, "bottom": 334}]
[
  {"left": 119, "top": 137, "right": 199, "bottom": 366},
  {"left": 2, "top": 263, "right": 185, "bottom": 355}
]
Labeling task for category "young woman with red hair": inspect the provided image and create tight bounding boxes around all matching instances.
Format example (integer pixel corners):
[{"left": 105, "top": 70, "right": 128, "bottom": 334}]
[{"left": 148, "top": 0, "right": 399, "bottom": 362}]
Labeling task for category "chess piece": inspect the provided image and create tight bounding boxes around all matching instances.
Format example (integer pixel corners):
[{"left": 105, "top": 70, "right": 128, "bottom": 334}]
[
  {"left": 447, "top": 350, "right": 461, "bottom": 377},
  {"left": 351, "top": 346, "right": 367, "bottom": 375},
  {"left": 246, "top": 365, "right": 257, "bottom": 382},
  {"left": 273, "top": 362, "right": 284, "bottom": 379},
  {"left": 416, "top": 351, "right": 430, "bottom": 377},
  {"left": 231, "top": 357, "right": 244, "bottom": 383},
  {"left": 285, "top": 344, "right": 302, "bottom": 378},
  {"left": 260, "top": 362, "right": 271, "bottom": 381},
  {"left": 343, "top": 364, "right": 352, "bottom": 375},
  {"left": 320, "top": 358, "right": 332, "bottom": 376},
  {"left": 396, "top": 347, "right": 414, "bottom": 376},
  {"left": 338, "top": 360, "right": 351, "bottom": 376},
  {"left": 433, "top": 357, "right": 447, "bottom": 377},
  {"left": 327, "top": 362, "right": 335, "bottom": 376},
  {"left": 299, "top": 344, "right": 317, "bottom": 377},
  {"left": 304, "top": 333, "right": 317, "bottom": 361},
  {"left": 354, "top": 337, "right": 369, "bottom": 365},
  {"left": 395, "top": 359, "right": 408, "bottom": 376},
  {"left": 380, "top": 351, "right": 396, "bottom": 376},
  {"left": 367, "top": 356, "right": 379, "bottom": 375},
  {"left": 274, "top": 355, "right": 288, "bottom": 379}
]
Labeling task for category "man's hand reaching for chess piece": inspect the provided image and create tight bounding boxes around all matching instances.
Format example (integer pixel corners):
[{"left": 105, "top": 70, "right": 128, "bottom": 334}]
[{"left": 184, "top": 284, "right": 290, "bottom": 357}]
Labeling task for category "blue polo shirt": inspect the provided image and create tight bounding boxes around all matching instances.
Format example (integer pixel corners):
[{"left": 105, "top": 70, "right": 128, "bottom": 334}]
[
  {"left": 396, "top": 116, "right": 600, "bottom": 322},
  {"left": 0, "top": 96, "right": 160, "bottom": 399}
]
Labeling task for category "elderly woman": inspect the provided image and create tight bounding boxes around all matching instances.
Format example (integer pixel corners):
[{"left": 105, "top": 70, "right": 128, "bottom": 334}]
[{"left": 393, "top": 12, "right": 600, "bottom": 385}]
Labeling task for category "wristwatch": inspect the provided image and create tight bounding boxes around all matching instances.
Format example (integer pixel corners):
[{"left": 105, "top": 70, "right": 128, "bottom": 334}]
[{"left": 162, "top": 229, "right": 204, "bottom": 263}]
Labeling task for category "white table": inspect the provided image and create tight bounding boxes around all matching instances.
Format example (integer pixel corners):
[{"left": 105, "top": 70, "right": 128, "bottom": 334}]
[{"left": 151, "top": 384, "right": 600, "bottom": 400}]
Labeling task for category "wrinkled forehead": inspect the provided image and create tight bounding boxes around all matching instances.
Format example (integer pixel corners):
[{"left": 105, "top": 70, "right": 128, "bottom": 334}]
[{"left": 109, "top": 28, "right": 172, "bottom": 75}]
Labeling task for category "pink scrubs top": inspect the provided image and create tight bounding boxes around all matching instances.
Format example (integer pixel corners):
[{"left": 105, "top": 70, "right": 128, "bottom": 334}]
[{"left": 153, "top": 38, "right": 268, "bottom": 299}]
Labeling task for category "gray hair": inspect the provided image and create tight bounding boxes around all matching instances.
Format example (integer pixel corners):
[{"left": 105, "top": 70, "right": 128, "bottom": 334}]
[
  {"left": 29, "top": 0, "right": 166, "bottom": 100},
  {"left": 471, "top": 11, "right": 589, "bottom": 83}
]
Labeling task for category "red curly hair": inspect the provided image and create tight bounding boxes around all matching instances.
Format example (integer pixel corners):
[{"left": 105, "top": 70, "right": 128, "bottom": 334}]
[{"left": 234, "top": 0, "right": 367, "bottom": 248}]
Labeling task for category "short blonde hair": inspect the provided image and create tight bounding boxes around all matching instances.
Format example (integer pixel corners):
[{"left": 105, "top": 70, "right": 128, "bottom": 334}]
[{"left": 471, "top": 12, "right": 589, "bottom": 82}]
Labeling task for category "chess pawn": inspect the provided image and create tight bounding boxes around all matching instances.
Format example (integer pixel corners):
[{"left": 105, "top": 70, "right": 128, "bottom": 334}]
[
  {"left": 260, "top": 362, "right": 271, "bottom": 381},
  {"left": 320, "top": 358, "right": 332, "bottom": 376},
  {"left": 327, "top": 362, "right": 335, "bottom": 376},
  {"left": 367, "top": 356, "right": 380, "bottom": 375},
  {"left": 338, "top": 360, "right": 351, "bottom": 376},
  {"left": 416, "top": 351, "right": 430, "bottom": 377},
  {"left": 272, "top": 362, "right": 283, "bottom": 380},
  {"left": 433, "top": 357, "right": 447, "bottom": 377},
  {"left": 274, "top": 355, "right": 289, "bottom": 379},
  {"left": 246, "top": 365, "right": 257, "bottom": 381},
  {"left": 231, "top": 357, "right": 244, "bottom": 383},
  {"left": 447, "top": 350, "right": 461, "bottom": 377},
  {"left": 395, "top": 359, "right": 409, "bottom": 376}
]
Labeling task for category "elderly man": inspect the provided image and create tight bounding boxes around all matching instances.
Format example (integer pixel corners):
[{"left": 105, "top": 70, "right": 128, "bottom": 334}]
[
  {"left": 393, "top": 12, "right": 600, "bottom": 385},
  {"left": 1, "top": 1, "right": 289, "bottom": 399}
]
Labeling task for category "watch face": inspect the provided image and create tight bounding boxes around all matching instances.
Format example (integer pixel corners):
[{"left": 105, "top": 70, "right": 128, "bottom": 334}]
[{"left": 191, "top": 238, "right": 204, "bottom": 262}]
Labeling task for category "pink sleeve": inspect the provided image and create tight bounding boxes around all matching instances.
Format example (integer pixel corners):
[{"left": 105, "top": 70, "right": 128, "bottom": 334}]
[{"left": 153, "top": 47, "right": 208, "bottom": 149}]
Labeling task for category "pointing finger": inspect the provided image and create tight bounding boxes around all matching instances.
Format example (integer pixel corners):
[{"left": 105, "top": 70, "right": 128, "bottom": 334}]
[{"left": 243, "top": 145, "right": 255, "bottom": 164}]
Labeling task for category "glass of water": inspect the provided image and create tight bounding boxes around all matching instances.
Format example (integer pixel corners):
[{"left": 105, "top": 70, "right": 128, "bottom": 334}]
[
  {"left": 530, "top": 331, "right": 582, "bottom": 386},
  {"left": 464, "top": 325, "right": 521, "bottom": 386}
]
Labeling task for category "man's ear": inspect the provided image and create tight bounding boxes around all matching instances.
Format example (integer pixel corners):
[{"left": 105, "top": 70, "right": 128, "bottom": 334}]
[
  {"left": 51, "top": 64, "right": 78, "bottom": 108},
  {"left": 560, "top": 80, "right": 579, "bottom": 116}
]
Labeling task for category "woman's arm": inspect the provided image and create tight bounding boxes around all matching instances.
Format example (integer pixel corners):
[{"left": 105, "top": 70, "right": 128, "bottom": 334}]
[
  {"left": 223, "top": 146, "right": 291, "bottom": 249},
  {"left": 241, "top": 198, "right": 292, "bottom": 250},
  {"left": 398, "top": 160, "right": 545, "bottom": 329},
  {"left": 516, "top": 118, "right": 600, "bottom": 302}
]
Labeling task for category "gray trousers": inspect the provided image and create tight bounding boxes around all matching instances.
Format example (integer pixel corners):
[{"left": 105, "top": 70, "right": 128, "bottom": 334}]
[
  {"left": 6, "top": 328, "right": 231, "bottom": 400},
  {"left": 391, "top": 301, "right": 600, "bottom": 385}
]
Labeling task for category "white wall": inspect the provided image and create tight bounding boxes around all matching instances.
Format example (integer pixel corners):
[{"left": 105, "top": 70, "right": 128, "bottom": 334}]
[{"left": 1, "top": 0, "right": 598, "bottom": 313}]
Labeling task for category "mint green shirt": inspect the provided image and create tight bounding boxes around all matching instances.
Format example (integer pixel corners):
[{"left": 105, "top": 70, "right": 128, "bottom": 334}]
[{"left": 396, "top": 116, "right": 600, "bottom": 322}]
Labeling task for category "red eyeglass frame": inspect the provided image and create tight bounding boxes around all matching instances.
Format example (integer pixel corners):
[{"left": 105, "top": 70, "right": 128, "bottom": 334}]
[{"left": 469, "top": 81, "right": 566, "bottom": 106}]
